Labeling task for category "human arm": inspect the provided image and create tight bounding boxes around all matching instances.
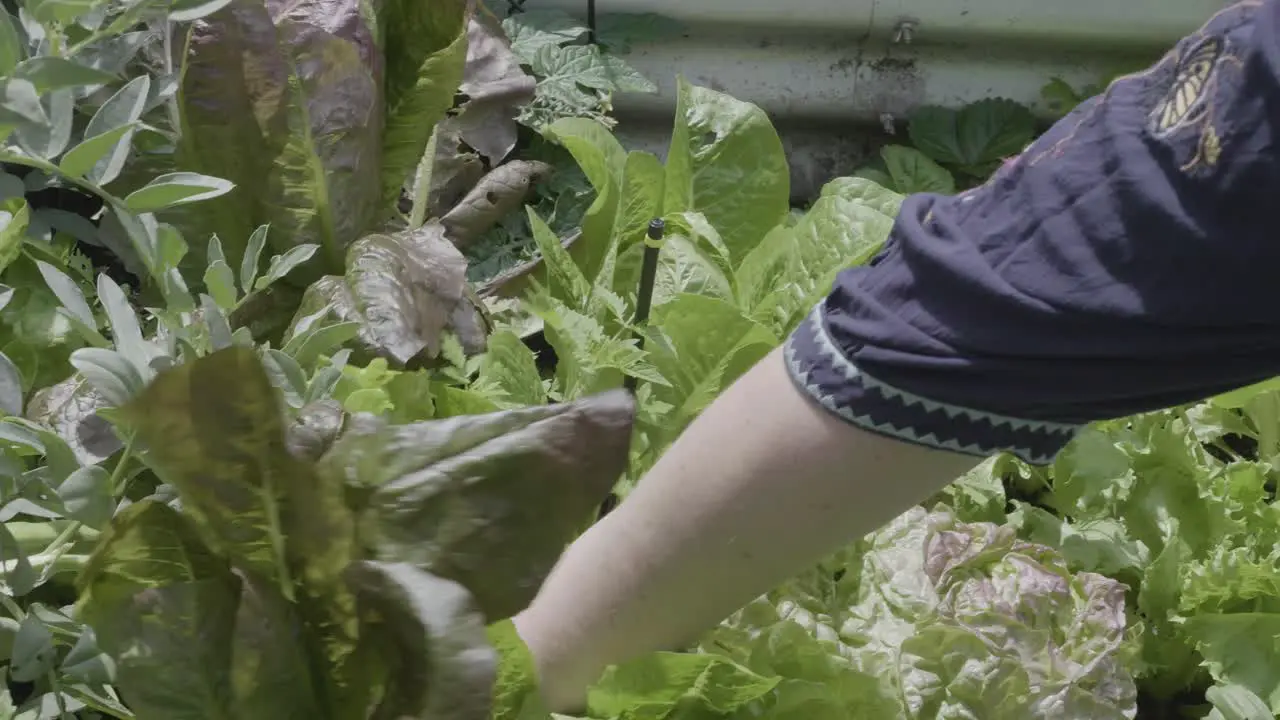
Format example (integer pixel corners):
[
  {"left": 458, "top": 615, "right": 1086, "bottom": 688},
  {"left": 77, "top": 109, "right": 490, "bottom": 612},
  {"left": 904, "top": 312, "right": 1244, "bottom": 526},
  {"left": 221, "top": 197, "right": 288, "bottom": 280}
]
[
  {"left": 514, "top": 347, "right": 978, "bottom": 711},
  {"left": 516, "top": 0, "right": 1280, "bottom": 712}
]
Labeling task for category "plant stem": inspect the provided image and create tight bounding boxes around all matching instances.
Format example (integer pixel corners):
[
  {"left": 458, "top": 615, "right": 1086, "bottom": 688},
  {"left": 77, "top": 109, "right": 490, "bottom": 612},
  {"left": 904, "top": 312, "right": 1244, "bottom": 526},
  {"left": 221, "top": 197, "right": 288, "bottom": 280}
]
[
  {"left": 108, "top": 434, "right": 137, "bottom": 495},
  {"left": 35, "top": 436, "right": 135, "bottom": 578},
  {"left": 622, "top": 218, "right": 663, "bottom": 395},
  {"left": 47, "top": 670, "right": 72, "bottom": 720},
  {"left": 0, "top": 592, "right": 24, "bottom": 620}
]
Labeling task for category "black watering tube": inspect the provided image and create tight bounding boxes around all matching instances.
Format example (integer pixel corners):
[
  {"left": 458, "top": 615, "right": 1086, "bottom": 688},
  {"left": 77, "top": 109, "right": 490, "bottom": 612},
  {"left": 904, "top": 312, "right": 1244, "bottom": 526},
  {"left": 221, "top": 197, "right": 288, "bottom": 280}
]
[{"left": 599, "top": 218, "right": 664, "bottom": 519}]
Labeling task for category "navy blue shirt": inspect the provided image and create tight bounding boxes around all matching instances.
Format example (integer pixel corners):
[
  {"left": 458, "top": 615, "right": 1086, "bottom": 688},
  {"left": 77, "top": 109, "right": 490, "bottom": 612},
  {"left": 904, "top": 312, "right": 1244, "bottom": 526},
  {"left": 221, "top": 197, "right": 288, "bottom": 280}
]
[{"left": 785, "top": 0, "right": 1280, "bottom": 464}]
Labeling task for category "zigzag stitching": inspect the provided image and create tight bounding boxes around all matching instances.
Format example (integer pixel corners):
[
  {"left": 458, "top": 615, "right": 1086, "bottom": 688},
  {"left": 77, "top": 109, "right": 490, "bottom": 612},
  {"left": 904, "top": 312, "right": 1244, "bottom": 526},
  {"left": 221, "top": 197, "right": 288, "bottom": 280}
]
[
  {"left": 783, "top": 338, "right": 1054, "bottom": 461},
  {"left": 784, "top": 314, "right": 1061, "bottom": 465},
  {"left": 802, "top": 306, "right": 1081, "bottom": 435}
]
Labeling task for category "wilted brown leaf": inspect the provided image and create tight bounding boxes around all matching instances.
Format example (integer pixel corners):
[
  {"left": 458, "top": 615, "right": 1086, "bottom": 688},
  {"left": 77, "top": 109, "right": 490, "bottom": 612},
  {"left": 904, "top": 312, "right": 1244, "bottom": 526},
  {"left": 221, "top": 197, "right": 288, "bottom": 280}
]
[
  {"left": 455, "top": 14, "right": 536, "bottom": 164},
  {"left": 440, "top": 160, "right": 552, "bottom": 246},
  {"left": 285, "top": 222, "right": 488, "bottom": 365}
]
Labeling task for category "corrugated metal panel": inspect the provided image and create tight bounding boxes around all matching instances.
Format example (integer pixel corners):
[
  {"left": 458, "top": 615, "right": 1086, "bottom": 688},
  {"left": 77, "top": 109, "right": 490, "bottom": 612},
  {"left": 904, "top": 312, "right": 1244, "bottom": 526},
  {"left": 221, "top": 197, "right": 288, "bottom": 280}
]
[{"left": 531, "top": 0, "right": 1227, "bottom": 197}]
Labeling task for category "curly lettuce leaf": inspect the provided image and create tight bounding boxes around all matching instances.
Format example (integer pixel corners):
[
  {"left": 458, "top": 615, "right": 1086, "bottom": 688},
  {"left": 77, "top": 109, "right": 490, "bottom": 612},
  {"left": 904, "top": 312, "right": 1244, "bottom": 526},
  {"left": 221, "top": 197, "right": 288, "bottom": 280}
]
[
  {"left": 318, "top": 389, "right": 635, "bottom": 622},
  {"left": 1021, "top": 387, "right": 1280, "bottom": 709},
  {"left": 702, "top": 507, "right": 1138, "bottom": 720},
  {"left": 284, "top": 222, "right": 489, "bottom": 366},
  {"left": 344, "top": 560, "right": 496, "bottom": 720}
]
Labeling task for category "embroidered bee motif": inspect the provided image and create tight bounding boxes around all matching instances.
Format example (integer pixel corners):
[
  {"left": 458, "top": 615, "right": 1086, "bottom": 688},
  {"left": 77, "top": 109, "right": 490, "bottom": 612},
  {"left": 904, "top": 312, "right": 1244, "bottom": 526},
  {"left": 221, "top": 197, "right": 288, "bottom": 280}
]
[{"left": 1149, "top": 36, "right": 1222, "bottom": 137}]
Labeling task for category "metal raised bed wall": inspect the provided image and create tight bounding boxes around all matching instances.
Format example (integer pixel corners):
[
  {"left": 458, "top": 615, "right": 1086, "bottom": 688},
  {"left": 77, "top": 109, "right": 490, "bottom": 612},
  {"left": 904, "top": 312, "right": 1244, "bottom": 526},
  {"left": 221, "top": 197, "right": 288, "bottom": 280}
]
[{"left": 533, "top": 0, "right": 1226, "bottom": 198}]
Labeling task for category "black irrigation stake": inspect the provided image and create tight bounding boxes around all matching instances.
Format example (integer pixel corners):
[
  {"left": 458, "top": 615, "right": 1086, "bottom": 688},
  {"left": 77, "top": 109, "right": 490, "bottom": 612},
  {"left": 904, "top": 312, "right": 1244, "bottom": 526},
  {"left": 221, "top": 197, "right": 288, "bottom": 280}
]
[
  {"left": 586, "top": 0, "right": 597, "bottom": 44},
  {"left": 623, "top": 218, "right": 663, "bottom": 394},
  {"left": 599, "top": 218, "right": 663, "bottom": 520}
]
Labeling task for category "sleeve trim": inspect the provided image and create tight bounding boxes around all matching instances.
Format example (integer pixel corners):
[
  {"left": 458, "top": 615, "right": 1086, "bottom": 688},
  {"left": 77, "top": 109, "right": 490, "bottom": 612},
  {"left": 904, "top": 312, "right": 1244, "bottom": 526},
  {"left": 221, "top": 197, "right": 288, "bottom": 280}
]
[{"left": 783, "top": 305, "right": 1080, "bottom": 465}]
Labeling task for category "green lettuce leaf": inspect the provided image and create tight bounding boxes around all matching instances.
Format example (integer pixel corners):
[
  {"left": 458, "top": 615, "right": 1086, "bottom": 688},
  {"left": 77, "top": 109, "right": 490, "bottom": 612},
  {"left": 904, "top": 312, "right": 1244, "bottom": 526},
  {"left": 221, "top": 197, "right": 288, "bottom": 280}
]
[
  {"left": 735, "top": 177, "right": 902, "bottom": 335},
  {"left": 645, "top": 293, "right": 774, "bottom": 438},
  {"left": 487, "top": 619, "right": 548, "bottom": 720},
  {"left": 587, "top": 652, "right": 779, "bottom": 720},
  {"left": 476, "top": 329, "right": 547, "bottom": 407},
  {"left": 542, "top": 117, "right": 628, "bottom": 289},
  {"left": 117, "top": 347, "right": 364, "bottom": 711},
  {"left": 662, "top": 76, "right": 788, "bottom": 265},
  {"left": 76, "top": 501, "right": 242, "bottom": 720},
  {"left": 379, "top": 0, "right": 469, "bottom": 207}
]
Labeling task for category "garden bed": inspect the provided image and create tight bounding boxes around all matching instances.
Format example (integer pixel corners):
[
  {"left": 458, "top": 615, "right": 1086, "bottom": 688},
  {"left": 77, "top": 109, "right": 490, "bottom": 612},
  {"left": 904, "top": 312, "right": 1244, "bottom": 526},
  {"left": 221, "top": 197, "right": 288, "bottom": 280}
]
[{"left": 0, "top": 1, "right": 1275, "bottom": 719}]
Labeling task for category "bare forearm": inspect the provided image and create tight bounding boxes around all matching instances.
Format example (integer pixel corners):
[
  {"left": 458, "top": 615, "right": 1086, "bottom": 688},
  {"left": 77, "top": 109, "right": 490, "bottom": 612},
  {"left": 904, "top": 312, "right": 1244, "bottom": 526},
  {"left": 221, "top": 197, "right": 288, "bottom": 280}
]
[{"left": 513, "top": 348, "right": 977, "bottom": 711}]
